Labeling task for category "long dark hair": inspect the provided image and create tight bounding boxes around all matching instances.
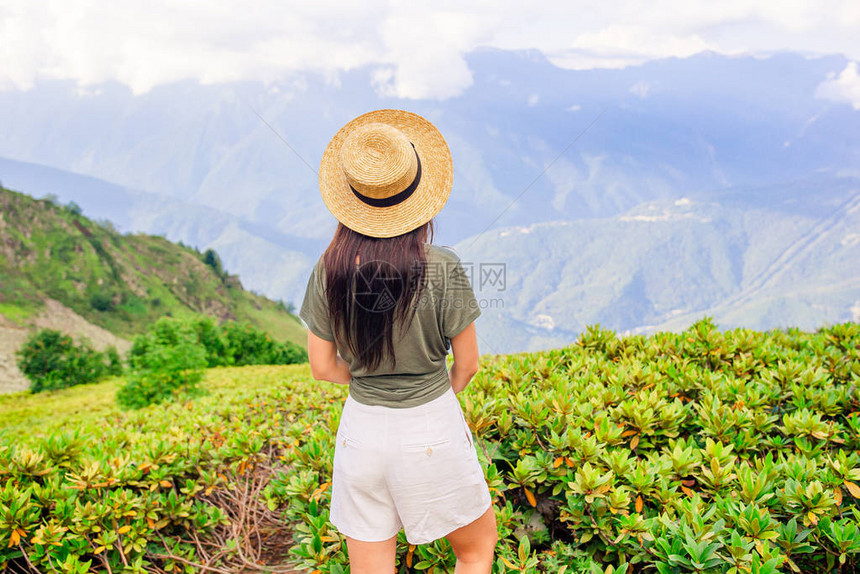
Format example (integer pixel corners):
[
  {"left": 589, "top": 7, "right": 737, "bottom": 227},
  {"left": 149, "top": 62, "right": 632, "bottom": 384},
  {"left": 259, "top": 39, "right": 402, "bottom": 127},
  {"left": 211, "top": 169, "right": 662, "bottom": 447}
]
[{"left": 323, "top": 220, "right": 434, "bottom": 371}]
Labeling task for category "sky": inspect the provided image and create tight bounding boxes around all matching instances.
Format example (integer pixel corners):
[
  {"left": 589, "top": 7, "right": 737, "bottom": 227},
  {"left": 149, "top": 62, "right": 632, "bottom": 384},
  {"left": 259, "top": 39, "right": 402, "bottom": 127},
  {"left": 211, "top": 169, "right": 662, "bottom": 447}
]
[{"left": 1, "top": 0, "right": 859, "bottom": 106}]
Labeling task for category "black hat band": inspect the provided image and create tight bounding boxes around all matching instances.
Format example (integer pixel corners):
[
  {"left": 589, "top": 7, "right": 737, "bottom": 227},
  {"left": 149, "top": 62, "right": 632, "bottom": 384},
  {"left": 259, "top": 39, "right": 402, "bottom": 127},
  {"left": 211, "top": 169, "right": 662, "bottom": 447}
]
[{"left": 350, "top": 143, "right": 421, "bottom": 208}]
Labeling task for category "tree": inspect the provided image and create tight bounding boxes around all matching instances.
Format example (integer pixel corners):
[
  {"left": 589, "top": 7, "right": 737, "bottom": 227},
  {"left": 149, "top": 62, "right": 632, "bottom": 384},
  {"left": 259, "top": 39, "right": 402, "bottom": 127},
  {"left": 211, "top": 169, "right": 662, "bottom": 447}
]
[
  {"left": 117, "top": 318, "right": 207, "bottom": 409},
  {"left": 16, "top": 329, "right": 108, "bottom": 392},
  {"left": 66, "top": 201, "right": 82, "bottom": 216},
  {"left": 201, "top": 248, "right": 226, "bottom": 278}
]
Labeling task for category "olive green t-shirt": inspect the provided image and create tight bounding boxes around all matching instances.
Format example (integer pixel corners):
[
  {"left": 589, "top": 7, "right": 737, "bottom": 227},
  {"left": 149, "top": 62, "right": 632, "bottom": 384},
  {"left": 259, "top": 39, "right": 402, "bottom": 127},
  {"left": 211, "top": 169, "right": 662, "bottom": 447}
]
[{"left": 299, "top": 244, "right": 481, "bottom": 408}]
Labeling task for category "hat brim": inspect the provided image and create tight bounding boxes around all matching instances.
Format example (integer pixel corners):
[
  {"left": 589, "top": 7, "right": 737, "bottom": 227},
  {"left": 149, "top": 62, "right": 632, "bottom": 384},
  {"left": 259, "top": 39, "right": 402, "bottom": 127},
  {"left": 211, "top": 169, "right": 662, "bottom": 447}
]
[{"left": 318, "top": 109, "right": 453, "bottom": 238}]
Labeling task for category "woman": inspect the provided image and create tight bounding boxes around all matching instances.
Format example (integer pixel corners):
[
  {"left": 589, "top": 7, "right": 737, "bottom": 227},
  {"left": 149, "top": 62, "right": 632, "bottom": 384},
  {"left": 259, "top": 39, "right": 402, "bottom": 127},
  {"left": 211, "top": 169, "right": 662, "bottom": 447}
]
[{"left": 300, "top": 110, "right": 497, "bottom": 573}]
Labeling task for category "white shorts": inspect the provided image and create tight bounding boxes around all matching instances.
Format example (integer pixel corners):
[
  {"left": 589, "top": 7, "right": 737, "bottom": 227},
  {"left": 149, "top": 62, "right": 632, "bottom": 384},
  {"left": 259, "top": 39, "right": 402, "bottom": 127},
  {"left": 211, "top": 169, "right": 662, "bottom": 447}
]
[{"left": 330, "top": 387, "right": 492, "bottom": 545}]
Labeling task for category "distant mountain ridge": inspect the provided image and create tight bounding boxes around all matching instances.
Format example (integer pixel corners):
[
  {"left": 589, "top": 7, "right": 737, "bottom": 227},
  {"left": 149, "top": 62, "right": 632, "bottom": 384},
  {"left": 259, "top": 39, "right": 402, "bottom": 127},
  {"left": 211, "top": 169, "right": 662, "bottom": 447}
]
[{"left": 456, "top": 174, "right": 860, "bottom": 352}]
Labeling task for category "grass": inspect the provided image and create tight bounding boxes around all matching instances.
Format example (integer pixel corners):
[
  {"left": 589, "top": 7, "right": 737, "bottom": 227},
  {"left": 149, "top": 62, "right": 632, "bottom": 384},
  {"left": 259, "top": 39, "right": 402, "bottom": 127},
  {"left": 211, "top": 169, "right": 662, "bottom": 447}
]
[
  {"left": 0, "top": 376, "right": 125, "bottom": 440},
  {"left": 0, "top": 302, "right": 40, "bottom": 325},
  {"left": 0, "top": 363, "right": 318, "bottom": 444}
]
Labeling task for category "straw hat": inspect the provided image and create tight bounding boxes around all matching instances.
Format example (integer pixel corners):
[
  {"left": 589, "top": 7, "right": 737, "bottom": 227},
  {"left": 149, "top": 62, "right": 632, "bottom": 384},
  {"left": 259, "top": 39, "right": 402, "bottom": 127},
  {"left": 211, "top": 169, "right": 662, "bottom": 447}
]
[{"left": 318, "top": 109, "right": 453, "bottom": 238}]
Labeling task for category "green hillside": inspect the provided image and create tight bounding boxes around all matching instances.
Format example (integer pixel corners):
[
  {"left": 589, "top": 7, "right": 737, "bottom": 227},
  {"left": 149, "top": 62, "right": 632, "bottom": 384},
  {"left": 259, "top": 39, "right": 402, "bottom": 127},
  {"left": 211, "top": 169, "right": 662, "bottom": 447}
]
[{"left": 0, "top": 185, "right": 305, "bottom": 346}]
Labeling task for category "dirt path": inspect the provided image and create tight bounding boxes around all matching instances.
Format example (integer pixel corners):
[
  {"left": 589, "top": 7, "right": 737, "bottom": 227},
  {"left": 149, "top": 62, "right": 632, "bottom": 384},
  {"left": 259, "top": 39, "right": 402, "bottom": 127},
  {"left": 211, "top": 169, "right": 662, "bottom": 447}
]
[{"left": 0, "top": 299, "right": 131, "bottom": 394}]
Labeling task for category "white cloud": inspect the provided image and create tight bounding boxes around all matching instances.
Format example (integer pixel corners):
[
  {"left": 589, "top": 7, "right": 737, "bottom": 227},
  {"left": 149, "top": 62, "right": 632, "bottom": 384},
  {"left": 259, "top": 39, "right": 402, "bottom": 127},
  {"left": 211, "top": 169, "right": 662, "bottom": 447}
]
[
  {"left": 550, "top": 25, "right": 713, "bottom": 70},
  {"left": 815, "top": 62, "right": 860, "bottom": 110},
  {"left": 566, "top": 104, "right": 581, "bottom": 112},
  {"left": 1, "top": 1, "right": 859, "bottom": 99},
  {"left": 527, "top": 93, "right": 540, "bottom": 106}
]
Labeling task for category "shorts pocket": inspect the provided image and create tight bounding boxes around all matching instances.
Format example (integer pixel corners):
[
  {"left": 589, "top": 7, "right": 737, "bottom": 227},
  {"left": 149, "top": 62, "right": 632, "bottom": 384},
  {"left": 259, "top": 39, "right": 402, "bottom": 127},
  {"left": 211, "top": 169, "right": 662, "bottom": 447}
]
[
  {"left": 335, "top": 406, "right": 363, "bottom": 448},
  {"left": 402, "top": 437, "right": 451, "bottom": 455},
  {"left": 336, "top": 431, "right": 363, "bottom": 448},
  {"left": 333, "top": 432, "right": 373, "bottom": 478}
]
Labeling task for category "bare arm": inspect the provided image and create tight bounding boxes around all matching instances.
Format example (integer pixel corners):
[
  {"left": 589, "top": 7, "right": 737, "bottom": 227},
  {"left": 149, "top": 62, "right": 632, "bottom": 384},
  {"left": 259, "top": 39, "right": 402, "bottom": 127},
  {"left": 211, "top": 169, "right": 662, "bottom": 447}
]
[
  {"left": 307, "top": 330, "right": 351, "bottom": 385},
  {"left": 448, "top": 322, "right": 480, "bottom": 394}
]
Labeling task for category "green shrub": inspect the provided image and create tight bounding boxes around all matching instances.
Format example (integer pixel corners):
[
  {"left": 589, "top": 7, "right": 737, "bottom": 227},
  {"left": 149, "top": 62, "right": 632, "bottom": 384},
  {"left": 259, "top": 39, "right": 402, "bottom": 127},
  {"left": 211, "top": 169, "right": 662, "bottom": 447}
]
[
  {"left": 125, "top": 317, "right": 305, "bottom": 378},
  {"left": 89, "top": 291, "right": 114, "bottom": 312},
  {"left": 270, "top": 338, "right": 307, "bottom": 365},
  {"left": 193, "top": 316, "right": 230, "bottom": 367},
  {"left": 104, "top": 345, "right": 124, "bottom": 376},
  {"left": 117, "top": 318, "right": 207, "bottom": 409},
  {"left": 188, "top": 317, "right": 306, "bottom": 367},
  {"left": 221, "top": 321, "right": 307, "bottom": 366},
  {"left": 16, "top": 329, "right": 108, "bottom": 392}
]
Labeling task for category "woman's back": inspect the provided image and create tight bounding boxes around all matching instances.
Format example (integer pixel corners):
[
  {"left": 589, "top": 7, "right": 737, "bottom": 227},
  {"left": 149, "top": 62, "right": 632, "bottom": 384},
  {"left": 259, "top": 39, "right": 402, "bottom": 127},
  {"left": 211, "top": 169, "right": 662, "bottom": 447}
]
[{"left": 300, "top": 243, "right": 480, "bottom": 408}]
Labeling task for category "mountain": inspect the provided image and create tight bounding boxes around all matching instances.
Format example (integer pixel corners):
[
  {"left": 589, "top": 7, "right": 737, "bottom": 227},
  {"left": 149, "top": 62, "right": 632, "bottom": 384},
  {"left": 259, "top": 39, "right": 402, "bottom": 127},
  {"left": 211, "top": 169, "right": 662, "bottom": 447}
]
[
  {"left": 1, "top": 48, "right": 858, "bottom": 352},
  {"left": 0, "top": 185, "right": 306, "bottom": 392},
  {"left": 455, "top": 174, "right": 860, "bottom": 352},
  {"left": 0, "top": 157, "right": 319, "bottom": 304}
]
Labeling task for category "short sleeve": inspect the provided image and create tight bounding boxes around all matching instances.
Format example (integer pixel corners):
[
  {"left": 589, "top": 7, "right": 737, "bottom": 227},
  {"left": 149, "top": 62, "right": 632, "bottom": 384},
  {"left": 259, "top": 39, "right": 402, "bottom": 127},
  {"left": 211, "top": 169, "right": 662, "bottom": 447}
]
[
  {"left": 299, "top": 260, "right": 335, "bottom": 342},
  {"left": 441, "top": 257, "right": 481, "bottom": 339}
]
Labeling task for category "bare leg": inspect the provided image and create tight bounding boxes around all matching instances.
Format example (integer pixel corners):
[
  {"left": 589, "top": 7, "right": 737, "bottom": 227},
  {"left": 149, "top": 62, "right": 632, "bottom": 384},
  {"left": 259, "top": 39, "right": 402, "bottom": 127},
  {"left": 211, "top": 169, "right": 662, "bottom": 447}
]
[
  {"left": 445, "top": 506, "right": 498, "bottom": 574},
  {"left": 345, "top": 534, "right": 397, "bottom": 574}
]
